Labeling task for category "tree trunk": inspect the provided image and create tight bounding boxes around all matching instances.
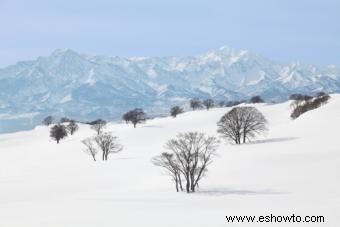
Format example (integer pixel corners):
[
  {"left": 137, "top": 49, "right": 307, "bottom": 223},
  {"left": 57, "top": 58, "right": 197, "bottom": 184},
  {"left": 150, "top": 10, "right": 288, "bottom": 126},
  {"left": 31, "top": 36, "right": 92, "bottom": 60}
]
[
  {"left": 178, "top": 174, "right": 183, "bottom": 191},
  {"left": 92, "top": 155, "right": 96, "bottom": 162},
  {"left": 185, "top": 173, "right": 190, "bottom": 193},
  {"left": 175, "top": 177, "right": 179, "bottom": 192},
  {"left": 186, "top": 181, "right": 190, "bottom": 193},
  {"left": 134, "top": 123, "right": 136, "bottom": 128},
  {"left": 190, "top": 174, "right": 195, "bottom": 192},
  {"left": 243, "top": 133, "right": 246, "bottom": 143}
]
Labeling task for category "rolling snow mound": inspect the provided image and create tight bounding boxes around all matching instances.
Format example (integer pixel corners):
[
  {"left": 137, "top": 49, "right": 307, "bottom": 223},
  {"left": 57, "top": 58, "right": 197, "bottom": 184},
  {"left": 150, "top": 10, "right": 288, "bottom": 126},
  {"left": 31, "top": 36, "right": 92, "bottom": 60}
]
[{"left": 0, "top": 94, "right": 339, "bottom": 226}]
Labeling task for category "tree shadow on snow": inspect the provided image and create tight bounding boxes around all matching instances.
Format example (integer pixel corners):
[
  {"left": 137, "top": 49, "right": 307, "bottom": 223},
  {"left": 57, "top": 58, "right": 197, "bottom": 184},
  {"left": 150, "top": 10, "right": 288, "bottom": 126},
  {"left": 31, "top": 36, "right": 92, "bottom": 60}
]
[
  {"left": 248, "top": 137, "right": 299, "bottom": 145},
  {"left": 196, "top": 187, "right": 290, "bottom": 196},
  {"left": 141, "top": 125, "right": 163, "bottom": 128}
]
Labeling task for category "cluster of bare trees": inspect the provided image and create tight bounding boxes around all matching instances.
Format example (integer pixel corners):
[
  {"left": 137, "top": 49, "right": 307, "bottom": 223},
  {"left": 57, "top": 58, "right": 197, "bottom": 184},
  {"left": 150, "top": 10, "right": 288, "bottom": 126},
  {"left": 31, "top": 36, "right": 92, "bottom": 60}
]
[
  {"left": 82, "top": 120, "right": 122, "bottom": 161},
  {"left": 289, "top": 93, "right": 313, "bottom": 101},
  {"left": 49, "top": 120, "right": 79, "bottom": 144},
  {"left": 190, "top": 98, "right": 215, "bottom": 111},
  {"left": 290, "top": 92, "right": 330, "bottom": 119},
  {"left": 44, "top": 115, "right": 122, "bottom": 160},
  {"left": 217, "top": 106, "right": 268, "bottom": 144},
  {"left": 216, "top": 95, "right": 264, "bottom": 108},
  {"left": 152, "top": 132, "right": 219, "bottom": 193},
  {"left": 82, "top": 132, "right": 123, "bottom": 161},
  {"left": 45, "top": 94, "right": 273, "bottom": 194}
]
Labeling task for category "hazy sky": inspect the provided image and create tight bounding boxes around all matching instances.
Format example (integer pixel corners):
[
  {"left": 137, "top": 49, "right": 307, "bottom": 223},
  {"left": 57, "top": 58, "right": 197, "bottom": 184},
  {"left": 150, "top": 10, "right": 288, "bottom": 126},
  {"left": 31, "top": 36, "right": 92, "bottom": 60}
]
[{"left": 0, "top": 0, "right": 339, "bottom": 67}]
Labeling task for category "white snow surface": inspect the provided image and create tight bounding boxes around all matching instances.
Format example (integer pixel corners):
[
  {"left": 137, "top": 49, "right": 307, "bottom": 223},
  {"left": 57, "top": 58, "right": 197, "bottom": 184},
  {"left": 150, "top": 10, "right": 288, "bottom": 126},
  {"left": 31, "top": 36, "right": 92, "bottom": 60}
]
[{"left": 0, "top": 95, "right": 339, "bottom": 226}]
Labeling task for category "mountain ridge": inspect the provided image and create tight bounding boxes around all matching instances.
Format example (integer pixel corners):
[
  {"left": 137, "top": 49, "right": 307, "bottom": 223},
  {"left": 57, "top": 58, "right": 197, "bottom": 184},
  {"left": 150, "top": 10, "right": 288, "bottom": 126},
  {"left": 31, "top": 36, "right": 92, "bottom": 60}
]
[{"left": 0, "top": 46, "right": 339, "bottom": 133}]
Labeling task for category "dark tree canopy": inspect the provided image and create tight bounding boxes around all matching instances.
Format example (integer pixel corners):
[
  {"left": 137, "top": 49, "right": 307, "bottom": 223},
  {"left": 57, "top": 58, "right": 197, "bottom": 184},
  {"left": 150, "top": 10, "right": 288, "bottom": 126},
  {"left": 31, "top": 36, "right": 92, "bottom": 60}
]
[
  {"left": 250, "top": 96, "right": 264, "bottom": 103},
  {"left": 289, "top": 93, "right": 313, "bottom": 101},
  {"left": 217, "top": 107, "right": 267, "bottom": 144},
  {"left": 122, "top": 111, "right": 132, "bottom": 123},
  {"left": 50, "top": 124, "right": 68, "bottom": 144},
  {"left": 190, "top": 98, "right": 202, "bottom": 110},
  {"left": 88, "top": 119, "right": 106, "bottom": 125},
  {"left": 67, "top": 120, "right": 79, "bottom": 135},
  {"left": 123, "top": 108, "right": 146, "bottom": 128},
  {"left": 42, "top": 116, "right": 53, "bottom": 126},
  {"left": 170, "top": 106, "right": 184, "bottom": 118},
  {"left": 203, "top": 99, "right": 214, "bottom": 110}
]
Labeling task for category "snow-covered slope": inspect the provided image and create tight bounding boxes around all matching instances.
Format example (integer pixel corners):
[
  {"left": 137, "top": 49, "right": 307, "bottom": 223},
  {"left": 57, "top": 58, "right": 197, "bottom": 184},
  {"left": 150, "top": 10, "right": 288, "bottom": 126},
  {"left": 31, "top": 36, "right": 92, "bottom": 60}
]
[
  {"left": 0, "top": 46, "right": 339, "bottom": 133},
  {"left": 0, "top": 94, "right": 339, "bottom": 227}
]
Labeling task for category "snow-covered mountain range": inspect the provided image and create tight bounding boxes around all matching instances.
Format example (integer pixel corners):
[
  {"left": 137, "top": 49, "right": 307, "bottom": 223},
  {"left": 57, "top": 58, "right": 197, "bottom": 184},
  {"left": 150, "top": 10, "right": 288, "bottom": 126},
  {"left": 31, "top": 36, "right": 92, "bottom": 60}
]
[{"left": 0, "top": 46, "right": 339, "bottom": 133}]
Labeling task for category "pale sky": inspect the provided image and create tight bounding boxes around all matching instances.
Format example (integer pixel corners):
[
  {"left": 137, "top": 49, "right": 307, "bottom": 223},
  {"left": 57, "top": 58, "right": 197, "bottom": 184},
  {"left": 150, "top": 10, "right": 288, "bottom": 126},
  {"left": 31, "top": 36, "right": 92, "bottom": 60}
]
[{"left": 0, "top": 0, "right": 339, "bottom": 67}]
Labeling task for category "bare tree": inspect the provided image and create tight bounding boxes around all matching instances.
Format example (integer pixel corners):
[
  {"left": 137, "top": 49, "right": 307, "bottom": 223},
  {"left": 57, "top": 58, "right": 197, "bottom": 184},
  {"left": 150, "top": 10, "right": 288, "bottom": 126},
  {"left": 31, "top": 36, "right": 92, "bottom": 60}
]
[
  {"left": 190, "top": 98, "right": 202, "bottom": 110},
  {"left": 158, "top": 132, "right": 219, "bottom": 193},
  {"left": 152, "top": 152, "right": 183, "bottom": 192},
  {"left": 50, "top": 124, "right": 68, "bottom": 144},
  {"left": 67, "top": 120, "right": 79, "bottom": 135},
  {"left": 90, "top": 119, "right": 107, "bottom": 135},
  {"left": 123, "top": 108, "right": 146, "bottom": 128},
  {"left": 217, "top": 108, "right": 243, "bottom": 144},
  {"left": 217, "top": 107, "right": 267, "bottom": 144},
  {"left": 82, "top": 138, "right": 97, "bottom": 161},
  {"left": 42, "top": 116, "right": 53, "bottom": 126},
  {"left": 240, "top": 107, "right": 267, "bottom": 143},
  {"left": 94, "top": 132, "right": 123, "bottom": 161},
  {"left": 170, "top": 106, "right": 184, "bottom": 118},
  {"left": 203, "top": 99, "right": 214, "bottom": 110}
]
